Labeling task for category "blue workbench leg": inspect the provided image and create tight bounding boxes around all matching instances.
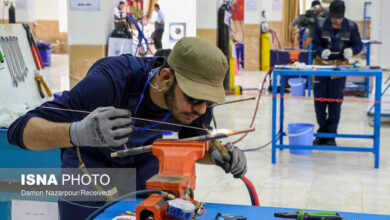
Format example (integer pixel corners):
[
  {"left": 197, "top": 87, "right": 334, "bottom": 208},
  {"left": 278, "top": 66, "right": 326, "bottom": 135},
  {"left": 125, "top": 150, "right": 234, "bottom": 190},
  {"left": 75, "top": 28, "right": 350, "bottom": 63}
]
[
  {"left": 365, "top": 45, "right": 371, "bottom": 98},
  {"left": 280, "top": 75, "right": 285, "bottom": 145},
  {"left": 308, "top": 44, "right": 313, "bottom": 65},
  {"left": 272, "top": 71, "right": 278, "bottom": 164},
  {"left": 374, "top": 72, "right": 382, "bottom": 168},
  {"left": 308, "top": 45, "right": 313, "bottom": 97},
  {"left": 366, "top": 44, "right": 370, "bottom": 66}
]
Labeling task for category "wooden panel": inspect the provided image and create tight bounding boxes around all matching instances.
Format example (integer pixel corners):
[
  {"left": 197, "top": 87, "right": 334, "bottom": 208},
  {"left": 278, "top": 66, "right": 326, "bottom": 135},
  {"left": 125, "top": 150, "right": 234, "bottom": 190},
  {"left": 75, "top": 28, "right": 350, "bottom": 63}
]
[
  {"left": 267, "top": 21, "right": 283, "bottom": 47},
  {"left": 69, "top": 45, "right": 106, "bottom": 88},
  {"left": 196, "top": 29, "right": 217, "bottom": 45},
  {"left": 355, "top": 20, "right": 370, "bottom": 39},
  {"left": 35, "top": 20, "right": 68, "bottom": 54},
  {"left": 231, "top": 20, "right": 245, "bottom": 43},
  {"left": 0, "top": 20, "right": 68, "bottom": 54},
  {"left": 244, "top": 24, "right": 260, "bottom": 70}
]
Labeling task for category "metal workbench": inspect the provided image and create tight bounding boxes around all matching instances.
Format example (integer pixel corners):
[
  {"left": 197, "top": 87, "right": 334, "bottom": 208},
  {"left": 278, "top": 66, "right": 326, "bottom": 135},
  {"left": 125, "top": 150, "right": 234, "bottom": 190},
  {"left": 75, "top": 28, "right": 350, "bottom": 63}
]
[
  {"left": 96, "top": 199, "right": 390, "bottom": 219},
  {"left": 271, "top": 68, "right": 382, "bottom": 168}
]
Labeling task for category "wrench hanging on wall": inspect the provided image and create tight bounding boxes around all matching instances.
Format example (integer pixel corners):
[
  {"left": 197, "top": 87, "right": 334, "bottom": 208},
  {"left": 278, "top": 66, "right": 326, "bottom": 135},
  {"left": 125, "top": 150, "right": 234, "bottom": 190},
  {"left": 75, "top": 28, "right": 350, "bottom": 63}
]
[
  {"left": 0, "top": 36, "right": 18, "bottom": 87},
  {"left": 10, "top": 36, "right": 28, "bottom": 79},
  {"left": 5, "top": 36, "right": 24, "bottom": 82}
]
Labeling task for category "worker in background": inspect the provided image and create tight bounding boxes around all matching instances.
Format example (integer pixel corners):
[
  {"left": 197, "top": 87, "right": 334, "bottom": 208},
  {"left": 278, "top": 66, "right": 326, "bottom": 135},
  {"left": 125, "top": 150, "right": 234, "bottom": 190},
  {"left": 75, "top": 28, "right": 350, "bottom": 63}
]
[
  {"left": 152, "top": 3, "right": 165, "bottom": 50},
  {"left": 290, "top": 0, "right": 328, "bottom": 45},
  {"left": 114, "top": 1, "right": 126, "bottom": 22},
  {"left": 136, "top": 15, "right": 153, "bottom": 55},
  {"left": 140, "top": 15, "right": 153, "bottom": 41},
  {"left": 312, "top": 0, "right": 362, "bottom": 146},
  {"left": 7, "top": 37, "right": 247, "bottom": 219}
]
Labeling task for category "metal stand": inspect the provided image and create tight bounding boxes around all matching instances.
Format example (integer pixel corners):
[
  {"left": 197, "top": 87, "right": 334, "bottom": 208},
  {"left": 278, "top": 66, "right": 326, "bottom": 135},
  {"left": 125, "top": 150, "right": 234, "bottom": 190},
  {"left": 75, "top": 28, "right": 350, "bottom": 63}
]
[{"left": 271, "top": 68, "right": 382, "bottom": 168}]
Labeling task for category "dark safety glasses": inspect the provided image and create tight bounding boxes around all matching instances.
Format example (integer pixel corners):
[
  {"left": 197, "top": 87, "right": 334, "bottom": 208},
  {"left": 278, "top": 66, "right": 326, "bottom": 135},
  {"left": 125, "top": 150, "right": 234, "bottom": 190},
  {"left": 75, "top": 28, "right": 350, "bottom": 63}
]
[{"left": 183, "top": 92, "right": 214, "bottom": 107}]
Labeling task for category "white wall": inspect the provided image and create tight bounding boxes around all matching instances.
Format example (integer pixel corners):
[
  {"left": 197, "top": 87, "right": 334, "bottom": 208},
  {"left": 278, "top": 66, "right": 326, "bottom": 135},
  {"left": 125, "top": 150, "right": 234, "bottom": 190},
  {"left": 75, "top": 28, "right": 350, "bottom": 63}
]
[
  {"left": 244, "top": 0, "right": 261, "bottom": 24},
  {"left": 344, "top": 0, "right": 366, "bottom": 21},
  {"left": 370, "top": 0, "right": 390, "bottom": 68},
  {"left": 196, "top": 0, "right": 218, "bottom": 29},
  {"left": 159, "top": 0, "right": 197, "bottom": 48},
  {"left": 0, "top": 0, "right": 60, "bottom": 22},
  {"left": 35, "top": 0, "right": 59, "bottom": 20},
  {"left": 15, "top": 0, "right": 35, "bottom": 22},
  {"left": 68, "top": 0, "right": 115, "bottom": 45},
  {"left": 196, "top": 0, "right": 282, "bottom": 28},
  {"left": 0, "top": 1, "right": 12, "bottom": 21},
  {"left": 260, "top": 0, "right": 282, "bottom": 21}
]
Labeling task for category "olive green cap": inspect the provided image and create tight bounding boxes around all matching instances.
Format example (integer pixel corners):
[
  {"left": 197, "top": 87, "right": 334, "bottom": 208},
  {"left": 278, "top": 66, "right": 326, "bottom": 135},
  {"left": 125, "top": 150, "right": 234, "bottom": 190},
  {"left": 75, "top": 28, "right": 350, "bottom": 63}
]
[{"left": 167, "top": 37, "right": 228, "bottom": 103}]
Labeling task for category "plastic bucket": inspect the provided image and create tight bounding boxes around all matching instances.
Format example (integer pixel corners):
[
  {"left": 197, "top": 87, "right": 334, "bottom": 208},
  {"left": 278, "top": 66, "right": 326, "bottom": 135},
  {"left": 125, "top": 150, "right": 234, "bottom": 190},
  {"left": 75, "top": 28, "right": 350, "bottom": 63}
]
[
  {"left": 288, "top": 78, "right": 307, "bottom": 97},
  {"left": 37, "top": 42, "right": 52, "bottom": 67},
  {"left": 287, "top": 123, "right": 314, "bottom": 155}
]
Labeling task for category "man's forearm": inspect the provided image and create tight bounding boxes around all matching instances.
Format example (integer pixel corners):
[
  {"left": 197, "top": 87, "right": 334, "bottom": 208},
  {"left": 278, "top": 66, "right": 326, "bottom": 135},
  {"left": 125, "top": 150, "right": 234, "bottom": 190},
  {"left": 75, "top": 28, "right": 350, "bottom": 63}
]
[{"left": 23, "top": 117, "right": 73, "bottom": 150}]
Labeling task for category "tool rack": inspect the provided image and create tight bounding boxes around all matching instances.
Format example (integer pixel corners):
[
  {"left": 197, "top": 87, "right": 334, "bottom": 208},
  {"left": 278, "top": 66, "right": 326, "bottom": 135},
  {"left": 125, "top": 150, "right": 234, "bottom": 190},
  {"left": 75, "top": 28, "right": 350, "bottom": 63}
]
[{"left": 0, "top": 24, "right": 51, "bottom": 108}]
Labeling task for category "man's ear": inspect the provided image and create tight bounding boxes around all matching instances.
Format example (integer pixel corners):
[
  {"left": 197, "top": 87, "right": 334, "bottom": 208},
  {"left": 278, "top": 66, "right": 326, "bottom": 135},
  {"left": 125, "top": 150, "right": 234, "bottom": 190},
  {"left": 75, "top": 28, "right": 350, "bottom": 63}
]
[{"left": 159, "top": 68, "right": 174, "bottom": 87}]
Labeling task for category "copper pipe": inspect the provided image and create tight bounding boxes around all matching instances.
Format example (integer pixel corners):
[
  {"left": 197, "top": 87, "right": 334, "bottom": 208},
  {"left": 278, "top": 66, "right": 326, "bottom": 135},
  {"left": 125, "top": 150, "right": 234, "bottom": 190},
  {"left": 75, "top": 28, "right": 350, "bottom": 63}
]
[
  {"left": 180, "top": 127, "right": 255, "bottom": 141},
  {"left": 41, "top": 106, "right": 207, "bottom": 131},
  {"left": 209, "top": 97, "right": 256, "bottom": 108},
  {"left": 110, "top": 127, "right": 255, "bottom": 158}
]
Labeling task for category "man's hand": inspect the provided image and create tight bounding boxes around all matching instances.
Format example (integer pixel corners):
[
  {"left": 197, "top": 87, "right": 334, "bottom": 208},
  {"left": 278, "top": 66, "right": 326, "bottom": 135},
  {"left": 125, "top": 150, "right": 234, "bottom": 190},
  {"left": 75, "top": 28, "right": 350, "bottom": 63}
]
[
  {"left": 343, "top": 48, "right": 353, "bottom": 60},
  {"left": 70, "top": 106, "right": 133, "bottom": 147},
  {"left": 210, "top": 143, "right": 247, "bottom": 178},
  {"left": 321, "top": 49, "right": 331, "bottom": 60},
  {"left": 308, "top": 17, "right": 315, "bottom": 23}
]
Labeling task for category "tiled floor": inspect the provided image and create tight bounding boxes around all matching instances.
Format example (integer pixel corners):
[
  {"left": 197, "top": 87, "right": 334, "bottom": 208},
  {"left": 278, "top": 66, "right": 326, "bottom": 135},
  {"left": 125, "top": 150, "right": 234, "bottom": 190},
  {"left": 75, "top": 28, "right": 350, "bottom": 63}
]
[
  {"left": 42, "top": 54, "right": 70, "bottom": 94},
  {"left": 196, "top": 68, "right": 390, "bottom": 215},
  {"left": 48, "top": 55, "right": 390, "bottom": 216}
]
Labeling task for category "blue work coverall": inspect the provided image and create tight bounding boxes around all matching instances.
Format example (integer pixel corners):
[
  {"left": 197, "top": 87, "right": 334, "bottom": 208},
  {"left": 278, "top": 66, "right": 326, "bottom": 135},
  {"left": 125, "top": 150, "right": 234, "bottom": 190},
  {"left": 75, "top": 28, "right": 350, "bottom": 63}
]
[
  {"left": 7, "top": 55, "right": 211, "bottom": 219},
  {"left": 312, "top": 18, "right": 362, "bottom": 136}
]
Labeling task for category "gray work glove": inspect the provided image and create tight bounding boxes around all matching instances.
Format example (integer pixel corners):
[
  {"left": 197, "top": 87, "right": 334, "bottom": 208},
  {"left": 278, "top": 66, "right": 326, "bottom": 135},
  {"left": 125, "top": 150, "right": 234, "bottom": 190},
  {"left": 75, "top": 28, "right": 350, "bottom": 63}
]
[
  {"left": 210, "top": 143, "right": 247, "bottom": 178},
  {"left": 321, "top": 49, "right": 331, "bottom": 60},
  {"left": 70, "top": 106, "right": 134, "bottom": 147},
  {"left": 308, "top": 18, "right": 315, "bottom": 23},
  {"left": 343, "top": 47, "right": 353, "bottom": 60}
]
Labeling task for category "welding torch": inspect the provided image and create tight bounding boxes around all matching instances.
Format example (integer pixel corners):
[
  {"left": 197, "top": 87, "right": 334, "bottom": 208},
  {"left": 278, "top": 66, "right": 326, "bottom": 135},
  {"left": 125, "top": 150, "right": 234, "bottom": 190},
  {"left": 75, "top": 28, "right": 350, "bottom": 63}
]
[{"left": 110, "top": 127, "right": 255, "bottom": 158}]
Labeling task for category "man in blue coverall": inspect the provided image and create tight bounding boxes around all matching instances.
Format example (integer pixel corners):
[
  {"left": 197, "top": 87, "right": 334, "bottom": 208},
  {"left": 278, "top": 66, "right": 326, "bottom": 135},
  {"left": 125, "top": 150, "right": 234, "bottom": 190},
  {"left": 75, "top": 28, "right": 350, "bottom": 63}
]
[
  {"left": 7, "top": 37, "right": 247, "bottom": 219},
  {"left": 312, "top": 0, "right": 362, "bottom": 146}
]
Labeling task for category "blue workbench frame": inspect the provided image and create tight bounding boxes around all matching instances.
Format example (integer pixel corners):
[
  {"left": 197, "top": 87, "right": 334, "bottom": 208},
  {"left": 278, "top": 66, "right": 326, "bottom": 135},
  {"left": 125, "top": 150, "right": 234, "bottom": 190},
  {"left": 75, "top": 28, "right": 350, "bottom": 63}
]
[
  {"left": 96, "top": 199, "right": 390, "bottom": 219},
  {"left": 271, "top": 68, "right": 382, "bottom": 168}
]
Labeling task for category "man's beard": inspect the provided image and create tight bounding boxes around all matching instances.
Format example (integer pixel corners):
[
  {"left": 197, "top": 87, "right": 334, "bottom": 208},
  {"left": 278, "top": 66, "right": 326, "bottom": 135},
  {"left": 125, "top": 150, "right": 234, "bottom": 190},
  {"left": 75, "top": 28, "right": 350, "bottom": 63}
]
[
  {"left": 164, "top": 84, "right": 175, "bottom": 113},
  {"left": 163, "top": 84, "right": 200, "bottom": 125},
  {"left": 164, "top": 84, "right": 184, "bottom": 124}
]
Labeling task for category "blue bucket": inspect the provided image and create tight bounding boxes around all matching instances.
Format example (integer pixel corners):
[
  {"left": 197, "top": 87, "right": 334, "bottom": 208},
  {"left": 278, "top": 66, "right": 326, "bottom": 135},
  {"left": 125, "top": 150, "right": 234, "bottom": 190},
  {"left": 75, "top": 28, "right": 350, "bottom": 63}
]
[
  {"left": 288, "top": 78, "right": 307, "bottom": 97},
  {"left": 288, "top": 123, "right": 314, "bottom": 155}
]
